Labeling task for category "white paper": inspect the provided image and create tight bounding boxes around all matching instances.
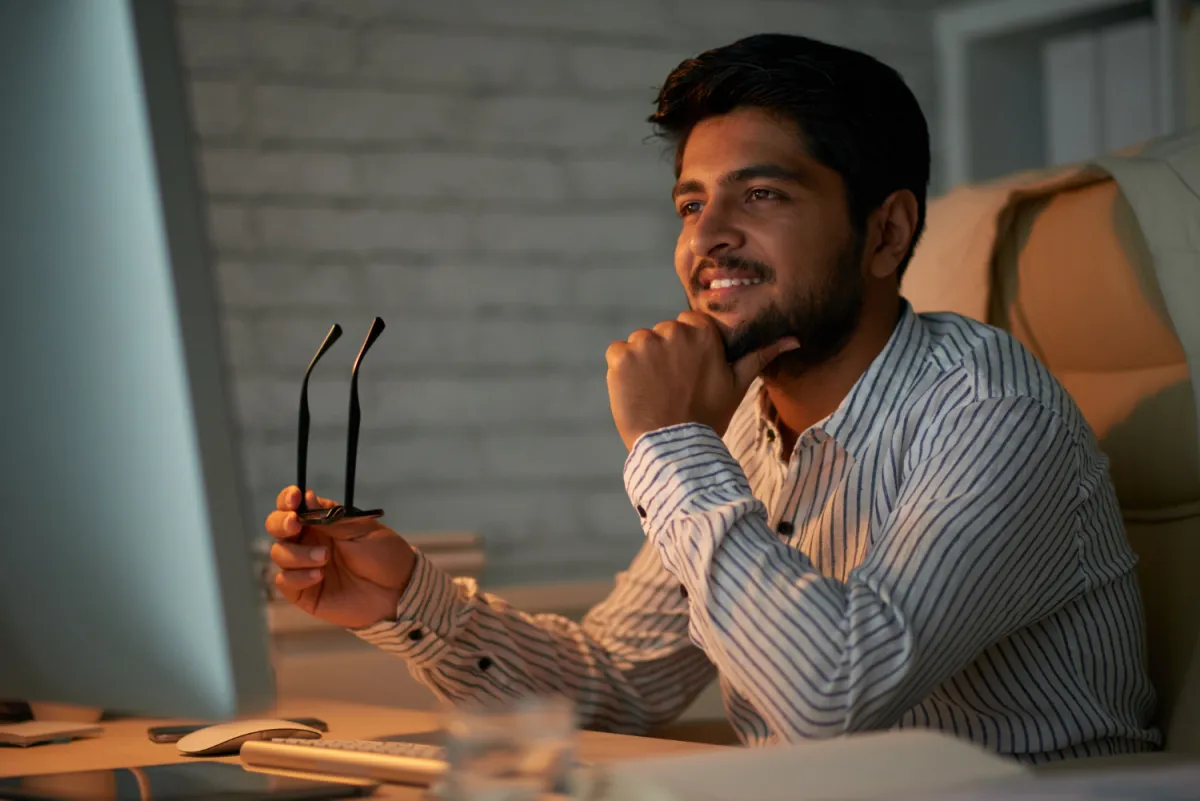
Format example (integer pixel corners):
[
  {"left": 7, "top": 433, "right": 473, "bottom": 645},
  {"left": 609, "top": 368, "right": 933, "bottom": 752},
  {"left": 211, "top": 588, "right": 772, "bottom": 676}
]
[{"left": 590, "top": 729, "right": 1029, "bottom": 801}]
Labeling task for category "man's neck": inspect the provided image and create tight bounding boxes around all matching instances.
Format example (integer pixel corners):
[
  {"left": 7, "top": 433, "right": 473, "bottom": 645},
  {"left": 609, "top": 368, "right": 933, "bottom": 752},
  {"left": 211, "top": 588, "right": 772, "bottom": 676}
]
[{"left": 764, "top": 292, "right": 902, "bottom": 454}]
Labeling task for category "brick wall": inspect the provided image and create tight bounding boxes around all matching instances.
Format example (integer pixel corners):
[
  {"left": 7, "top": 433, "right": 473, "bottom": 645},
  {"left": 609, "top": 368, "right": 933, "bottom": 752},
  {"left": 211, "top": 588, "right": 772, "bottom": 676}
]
[{"left": 175, "top": 0, "right": 944, "bottom": 585}]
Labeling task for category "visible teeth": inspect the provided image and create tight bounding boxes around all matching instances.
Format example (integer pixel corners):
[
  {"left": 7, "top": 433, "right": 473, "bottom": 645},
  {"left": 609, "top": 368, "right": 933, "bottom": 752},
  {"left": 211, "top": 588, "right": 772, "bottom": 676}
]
[{"left": 709, "top": 278, "right": 763, "bottom": 289}]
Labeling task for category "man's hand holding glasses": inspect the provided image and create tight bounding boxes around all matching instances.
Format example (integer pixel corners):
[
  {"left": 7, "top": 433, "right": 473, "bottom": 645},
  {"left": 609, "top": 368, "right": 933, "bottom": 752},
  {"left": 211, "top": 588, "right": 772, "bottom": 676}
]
[{"left": 264, "top": 318, "right": 418, "bottom": 629}]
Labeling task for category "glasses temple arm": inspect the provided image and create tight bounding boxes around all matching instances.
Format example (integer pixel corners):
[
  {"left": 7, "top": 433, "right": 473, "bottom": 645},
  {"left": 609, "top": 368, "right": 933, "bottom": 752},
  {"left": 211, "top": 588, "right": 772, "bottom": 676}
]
[
  {"left": 344, "top": 317, "right": 385, "bottom": 510},
  {"left": 297, "top": 323, "right": 342, "bottom": 513}
]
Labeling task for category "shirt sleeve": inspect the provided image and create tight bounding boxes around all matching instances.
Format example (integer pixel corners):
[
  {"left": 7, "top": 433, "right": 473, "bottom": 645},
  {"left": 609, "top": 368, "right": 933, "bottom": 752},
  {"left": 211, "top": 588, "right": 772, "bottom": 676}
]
[
  {"left": 351, "top": 540, "right": 716, "bottom": 734},
  {"left": 623, "top": 396, "right": 1090, "bottom": 740}
]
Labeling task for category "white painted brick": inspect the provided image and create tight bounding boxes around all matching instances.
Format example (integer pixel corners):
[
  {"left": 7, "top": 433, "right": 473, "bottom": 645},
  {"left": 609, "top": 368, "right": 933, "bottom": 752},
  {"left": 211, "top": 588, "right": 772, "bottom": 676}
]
[
  {"left": 565, "top": 154, "right": 674, "bottom": 200},
  {"left": 257, "top": 206, "right": 470, "bottom": 253},
  {"left": 240, "top": 315, "right": 636, "bottom": 371},
  {"left": 256, "top": 87, "right": 650, "bottom": 151},
  {"left": 675, "top": 0, "right": 843, "bottom": 42},
  {"left": 200, "top": 149, "right": 257, "bottom": 194},
  {"left": 247, "top": 18, "right": 357, "bottom": 75},
  {"left": 381, "top": 488, "right": 585, "bottom": 542},
  {"left": 362, "top": 30, "right": 562, "bottom": 91},
  {"left": 293, "top": 0, "right": 673, "bottom": 37},
  {"left": 232, "top": 376, "right": 363, "bottom": 431},
  {"left": 216, "top": 261, "right": 364, "bottom": 309},
  {"left": 361, "top": 262, "right": 572, "bottom": 310},
  {"left": 474, "top": 211, "right": 672, "bottom": 256},
  {"left": 369, "top": 487, "right": 642, "bottom": 579},
  {"left": 566, "top": 44, "right": 688, "bottom": 94},
  {"left": 254, "top": 85, "right": 460, "bottom": 143},
  {"left": 221, "top": 316, "right": 259, "bottom": 369},
  {"left": 356, "top": 153, "right": 567, "bottom": 202},
  {"left": 478, "top": 430, "right": 627, "bottom": 481},
  {"left": 225, "top": 316, "right": 348, "bottom": 372},
  {"left": 176, "top": 15, "right": 246, "bottom": 69},
  {"left": 188, "top": 81, "right": 244, "bottom": 137},
  {"left": 202, "top": 149, "right": 355, "bottom": 196},
  {"left": 247, "top": 150, "right": 355, "bottom": 196},
  {"left": 581, "top": 490, "right": 646, "bottom": 539},
  {"left": 207, "top": 203, "right": 255, "bottom": 249},
  {"left": 840, "top": 5, "right": 929, "bottom": 49},
  {"left": 370, "top": 375, "right": 610, "bottom": 427},
  {"left": 572, "top": 265, "right": 684, "bottom": 311},
  {"left": 467, "top": 96, "right": 648, "bottom": 151},
  {"left": 371, "top": 317, "right": 625, "bottom": 371},
  {"left": 176, "top": 0, "right": 245, "bottom": 13},
  {"left": 489, "top": 544, "right": 637, "bottom": 585},
  {"left": 245, "top": 432, "right": 488, "bottom": 491}
]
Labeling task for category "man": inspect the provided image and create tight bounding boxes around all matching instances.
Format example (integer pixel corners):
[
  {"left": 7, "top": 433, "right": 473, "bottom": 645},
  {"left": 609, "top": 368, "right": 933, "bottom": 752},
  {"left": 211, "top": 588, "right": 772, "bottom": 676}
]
[{"left": 266, "top": 34, "right": 1158, "bottom": 762}]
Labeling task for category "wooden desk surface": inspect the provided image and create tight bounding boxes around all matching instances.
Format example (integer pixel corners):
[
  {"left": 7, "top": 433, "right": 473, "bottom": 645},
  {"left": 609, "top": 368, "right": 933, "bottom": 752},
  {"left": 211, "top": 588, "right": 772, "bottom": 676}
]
[{"left": 0, "top": 698, "right": 720, "bottom": 799}]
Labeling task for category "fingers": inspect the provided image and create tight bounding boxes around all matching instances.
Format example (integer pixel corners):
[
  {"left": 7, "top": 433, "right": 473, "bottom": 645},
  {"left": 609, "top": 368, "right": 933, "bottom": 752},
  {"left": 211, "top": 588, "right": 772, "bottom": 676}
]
[
  {"left": 277, "top": 486, "right": 301, "bottom": 511},
  {"left": 605, "top": 340, "right": 630, "bottom": 370},
  {"left": 276, "top": 486, "right": 339, "bottom": 512},
  {"left": 271, "top": 540, "right": 328, "bottom": 570},
  {"left": 268, "top": 487, "right": 341, "bottom": 540},
  {"left": 676, "top": 310, "right": 715, "bottom": 330},
  {"left": 275, "top": 568, "right": 323, "bottom": 594},
  {"left": 304, "top": 490, "right": 338, "bottom": 510},
  {"left": 265, "top": 509, "right": 302, "bottom": 540},
  {"left": 651, "top": 320, "right": 678, "bottom": 338},
  {"left": 731, "top": 337, "right": 801, "bottom": 392},
  {"left": 627, "top": 328, "right": 657, "bottom": 347}
]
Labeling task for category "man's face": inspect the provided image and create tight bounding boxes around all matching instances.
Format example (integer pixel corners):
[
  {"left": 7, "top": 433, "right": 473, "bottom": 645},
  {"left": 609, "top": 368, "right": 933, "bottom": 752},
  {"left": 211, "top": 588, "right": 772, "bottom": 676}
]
[{"left": 672, "top": 107, "right": 865, "bottom": 376}]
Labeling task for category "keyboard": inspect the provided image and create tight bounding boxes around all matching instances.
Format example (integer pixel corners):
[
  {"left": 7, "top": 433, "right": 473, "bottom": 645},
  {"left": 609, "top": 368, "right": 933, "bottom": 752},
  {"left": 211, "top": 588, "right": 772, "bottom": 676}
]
[{"left": 239, "top": 737, "right": 447, "bottom": 786}]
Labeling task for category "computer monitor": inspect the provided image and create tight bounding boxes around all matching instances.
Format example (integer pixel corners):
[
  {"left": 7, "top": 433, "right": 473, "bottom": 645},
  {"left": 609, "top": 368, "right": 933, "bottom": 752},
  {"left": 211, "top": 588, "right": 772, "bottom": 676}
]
[{"left": 0, "top": 0, "right": 274, "bottom": 719}]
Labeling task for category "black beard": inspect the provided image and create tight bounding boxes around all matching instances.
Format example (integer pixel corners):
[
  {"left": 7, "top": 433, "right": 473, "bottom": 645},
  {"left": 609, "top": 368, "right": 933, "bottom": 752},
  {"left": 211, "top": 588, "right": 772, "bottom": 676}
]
[{"left": 714, "top": 238, "right": 865, "bottom": 379}]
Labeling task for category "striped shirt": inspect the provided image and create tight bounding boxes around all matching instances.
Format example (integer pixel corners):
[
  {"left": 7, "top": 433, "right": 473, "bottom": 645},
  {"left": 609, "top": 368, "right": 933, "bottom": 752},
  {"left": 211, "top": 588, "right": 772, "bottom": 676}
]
[{"left": 356, "top": 301, "right": 1159, "bottom": 762}]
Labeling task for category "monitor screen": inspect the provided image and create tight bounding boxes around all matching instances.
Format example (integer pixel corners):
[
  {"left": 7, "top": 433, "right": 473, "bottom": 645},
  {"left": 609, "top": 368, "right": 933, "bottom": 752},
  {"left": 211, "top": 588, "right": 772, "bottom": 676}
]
[{"left": 0, "top": 0, "right": 273, "bottom": 719}]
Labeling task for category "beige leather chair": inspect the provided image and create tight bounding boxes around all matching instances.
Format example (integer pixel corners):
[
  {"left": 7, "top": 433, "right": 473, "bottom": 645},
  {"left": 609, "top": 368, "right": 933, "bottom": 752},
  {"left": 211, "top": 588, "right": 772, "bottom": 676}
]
[{"left": 909, "top": 170, "right": 1200, "bottom": 757}]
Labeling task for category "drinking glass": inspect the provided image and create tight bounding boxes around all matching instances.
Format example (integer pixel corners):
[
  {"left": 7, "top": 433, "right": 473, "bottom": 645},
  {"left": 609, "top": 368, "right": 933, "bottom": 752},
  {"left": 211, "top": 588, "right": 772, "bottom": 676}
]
[{"left": 439, "top": 695, "right": 577, "bottom": 801}]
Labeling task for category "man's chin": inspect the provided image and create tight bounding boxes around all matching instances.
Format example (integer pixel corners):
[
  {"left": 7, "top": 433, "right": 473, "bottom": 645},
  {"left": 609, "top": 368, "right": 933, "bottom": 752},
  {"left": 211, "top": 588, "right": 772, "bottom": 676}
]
[{"left": 699, "top": 307, "right": 751, "bottom": 336}]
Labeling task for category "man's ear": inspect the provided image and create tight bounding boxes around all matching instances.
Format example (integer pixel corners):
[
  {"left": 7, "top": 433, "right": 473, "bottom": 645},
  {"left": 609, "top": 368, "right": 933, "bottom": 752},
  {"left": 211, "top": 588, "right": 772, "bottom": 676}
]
[{"left": 866, "top": 190, "right": 918, "bottom": 280}]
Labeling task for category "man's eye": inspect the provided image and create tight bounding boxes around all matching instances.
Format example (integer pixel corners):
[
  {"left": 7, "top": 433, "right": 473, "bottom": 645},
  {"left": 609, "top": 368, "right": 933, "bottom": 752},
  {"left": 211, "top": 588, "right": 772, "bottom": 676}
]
[
  {"left": 678, "top": 201, "right": 702, "bottom": 217},
  {"left": 748, "top": 188, "right": 779, "bottom": 201}
]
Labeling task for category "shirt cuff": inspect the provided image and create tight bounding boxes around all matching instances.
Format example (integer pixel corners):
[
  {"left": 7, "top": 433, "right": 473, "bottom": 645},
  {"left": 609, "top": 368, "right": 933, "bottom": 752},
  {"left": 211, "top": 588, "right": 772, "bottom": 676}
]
[
  {"left": 351, "top": 550, "right": 466, "bottom": 667},
  {"left": 623, "top": 423, "right": 755, "bottom": 536}
]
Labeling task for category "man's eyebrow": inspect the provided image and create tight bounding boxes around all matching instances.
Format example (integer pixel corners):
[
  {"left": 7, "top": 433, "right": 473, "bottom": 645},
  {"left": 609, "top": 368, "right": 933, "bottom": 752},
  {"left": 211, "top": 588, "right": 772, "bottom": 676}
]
[{"left": 671, "top": 163, "right": 809, "bottom": 198}]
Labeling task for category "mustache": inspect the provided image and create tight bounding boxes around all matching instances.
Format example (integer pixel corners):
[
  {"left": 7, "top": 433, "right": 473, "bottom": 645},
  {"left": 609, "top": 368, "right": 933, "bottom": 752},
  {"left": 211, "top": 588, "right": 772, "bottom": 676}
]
[{"left": 690, "top": 255, "right": 775, "bottom": 293}]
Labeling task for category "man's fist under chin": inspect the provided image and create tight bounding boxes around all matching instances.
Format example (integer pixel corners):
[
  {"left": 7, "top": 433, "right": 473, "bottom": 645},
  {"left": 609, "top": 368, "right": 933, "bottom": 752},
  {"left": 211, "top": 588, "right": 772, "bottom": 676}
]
[{"left": 605, "top": 311, "right": 800, "bottom": 451}]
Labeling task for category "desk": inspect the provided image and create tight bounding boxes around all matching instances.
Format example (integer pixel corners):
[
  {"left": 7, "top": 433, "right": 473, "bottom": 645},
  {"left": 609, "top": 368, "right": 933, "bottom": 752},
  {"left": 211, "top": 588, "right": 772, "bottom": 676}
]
[{"left": 0, "top": 699, "right": 720, "bottom": 799}]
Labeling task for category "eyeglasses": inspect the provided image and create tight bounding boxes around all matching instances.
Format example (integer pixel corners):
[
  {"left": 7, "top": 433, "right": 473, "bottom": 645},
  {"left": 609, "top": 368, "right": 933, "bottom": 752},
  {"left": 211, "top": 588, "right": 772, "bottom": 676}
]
[{"left": 296, "top": 317, "right": 386, "bottom": 526}]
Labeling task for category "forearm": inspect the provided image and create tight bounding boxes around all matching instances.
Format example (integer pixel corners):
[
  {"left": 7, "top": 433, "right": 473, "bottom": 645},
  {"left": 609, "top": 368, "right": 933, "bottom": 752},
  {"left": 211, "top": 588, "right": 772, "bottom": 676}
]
[
  {"left": 353, "top": 551, "right": 712, "bottom": 733},
  {"left": 627, "top": 427, "right": 903, "bottom": 737},
  {"left": 625, "top": 418, "right": 1083, "bottom": 741}
]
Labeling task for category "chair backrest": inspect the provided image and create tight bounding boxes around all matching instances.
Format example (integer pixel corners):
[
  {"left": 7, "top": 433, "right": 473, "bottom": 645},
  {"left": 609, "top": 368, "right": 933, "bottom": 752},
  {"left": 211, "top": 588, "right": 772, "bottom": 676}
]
[{"left": 909, "top": 172, "right": 1200, "bottom": 753}]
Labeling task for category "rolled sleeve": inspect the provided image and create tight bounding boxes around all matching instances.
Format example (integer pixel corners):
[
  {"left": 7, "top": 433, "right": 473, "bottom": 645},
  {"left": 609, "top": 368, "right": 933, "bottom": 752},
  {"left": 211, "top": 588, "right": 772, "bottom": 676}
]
[
  {"left": 352, "top": 550, "right": 466, "bottom": 668},
  {"left": 623, "top": 423, "right": 756, "bottom": 540}
]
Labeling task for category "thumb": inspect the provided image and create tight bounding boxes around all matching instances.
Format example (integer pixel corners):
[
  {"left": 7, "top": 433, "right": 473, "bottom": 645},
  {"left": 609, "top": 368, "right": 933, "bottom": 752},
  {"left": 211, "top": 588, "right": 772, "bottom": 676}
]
[{"left": 731, "top": 337, "right": 800, "bottom": 392}]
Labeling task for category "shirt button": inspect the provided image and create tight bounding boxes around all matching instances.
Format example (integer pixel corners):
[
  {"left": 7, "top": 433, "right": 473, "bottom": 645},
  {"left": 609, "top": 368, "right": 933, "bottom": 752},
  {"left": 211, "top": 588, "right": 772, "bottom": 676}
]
[
  {"left": 477, "top": 656, "right": 493, "bottom": 671},
  {"left": 679, "top": 585, "right": 688, "bottom": 599},
  {"left": 408, "top": 628, "right": 424, "bottom": 641},
  {"left": 777, "top": 521, "right": 794, "bottom": 536},
  {"left": 765, "top": 429, "right": 776, "bottom": 442},
  {"left": 636, "top": 505, "right": 647, "bottom": 518}
]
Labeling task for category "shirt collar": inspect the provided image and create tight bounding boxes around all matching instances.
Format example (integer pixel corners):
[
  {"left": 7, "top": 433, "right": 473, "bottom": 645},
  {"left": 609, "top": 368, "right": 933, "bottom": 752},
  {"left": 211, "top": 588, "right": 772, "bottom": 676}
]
[{"left": 753, "top": 299, "right": 930, "bottom": 459}]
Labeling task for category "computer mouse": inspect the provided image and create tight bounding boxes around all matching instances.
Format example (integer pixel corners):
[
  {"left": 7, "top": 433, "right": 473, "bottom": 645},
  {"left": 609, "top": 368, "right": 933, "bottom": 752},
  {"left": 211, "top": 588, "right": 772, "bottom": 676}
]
[{"left": 176, "top": 718, "right": 323, "bottom": 756}]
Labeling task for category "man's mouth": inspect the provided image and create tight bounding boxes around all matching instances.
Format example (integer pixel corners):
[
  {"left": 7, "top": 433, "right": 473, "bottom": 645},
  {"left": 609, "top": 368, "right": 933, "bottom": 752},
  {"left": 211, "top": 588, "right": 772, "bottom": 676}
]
[
  {"left": 692, "top": 258, "right": 773, "bottom": 304},
  {"left": 704, "top": 277, "right": 765, "bottom": 290},
  {"left": 699, "top": 274, "right": 767, "bottom": 304}
]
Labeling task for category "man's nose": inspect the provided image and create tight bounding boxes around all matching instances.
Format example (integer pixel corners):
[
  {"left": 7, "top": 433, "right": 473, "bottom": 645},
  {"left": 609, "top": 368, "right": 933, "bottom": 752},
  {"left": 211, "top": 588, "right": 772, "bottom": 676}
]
[{"left": 689, "top": 203, "right": 744, "bottom": 259}]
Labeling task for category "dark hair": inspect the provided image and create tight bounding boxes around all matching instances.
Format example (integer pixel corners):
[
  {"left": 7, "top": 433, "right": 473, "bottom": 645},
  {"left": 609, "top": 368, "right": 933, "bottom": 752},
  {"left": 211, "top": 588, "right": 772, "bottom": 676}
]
[{"left": 648, "top": 33, "right": 930, "bottom": 278}]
